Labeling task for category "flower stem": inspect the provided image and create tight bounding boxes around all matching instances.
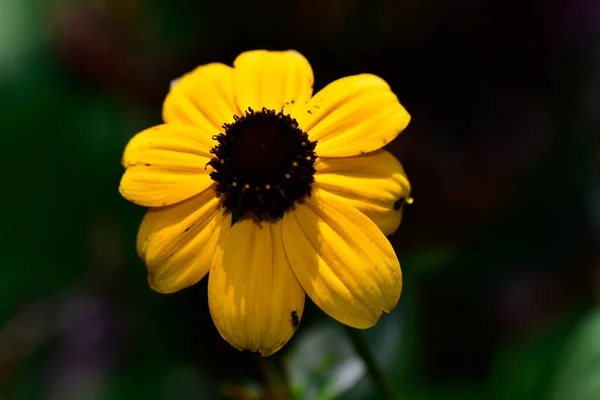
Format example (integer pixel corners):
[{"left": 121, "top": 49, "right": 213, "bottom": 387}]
[{"left": 343, "top": 326, "right": 398, "bottom": 400}]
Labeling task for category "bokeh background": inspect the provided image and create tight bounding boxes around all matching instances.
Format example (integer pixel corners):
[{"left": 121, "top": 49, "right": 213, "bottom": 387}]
[{"left": 1, "top": 0, "right": 599, "bottom": 399}]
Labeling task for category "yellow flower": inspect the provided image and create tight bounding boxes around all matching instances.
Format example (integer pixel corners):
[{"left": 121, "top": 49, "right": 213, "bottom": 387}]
[{"left": 119, "top": 50, "right": 412, "bottom": 356}]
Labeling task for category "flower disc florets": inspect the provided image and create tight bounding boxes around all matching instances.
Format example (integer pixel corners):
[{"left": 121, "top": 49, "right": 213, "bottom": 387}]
[{"left": 208, "top": 108, "right": 317, "bottom": 222}]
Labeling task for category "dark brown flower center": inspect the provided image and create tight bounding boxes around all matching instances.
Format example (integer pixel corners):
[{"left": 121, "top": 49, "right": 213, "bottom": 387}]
[{"left": 208, "top": 108, "right": 317, "bottom": 223}]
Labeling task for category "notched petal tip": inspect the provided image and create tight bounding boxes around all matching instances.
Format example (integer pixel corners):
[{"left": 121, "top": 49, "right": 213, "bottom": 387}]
[
  {"left": 232, "top": 49, "right": 314, "bottom": 115},
  {"left": 118, "top": 125, "right": 217, "bottom": 207},
  {"left": 298, "top": 73, "right": 410, "bottom": 157},
  {"left": 219, "top": 341, "right": 283, "bottom": 357},
  {"left": 314, "top": 150, "right": 412, "bottom": 236},
  {"left": 163, "top": 63, "right": 238, "bottom": 129},
  {"left": 208, "top": 219, "right": 305, "bottom": 356},
  {"left": 258, "top": 344, "right": 285, "bottom": 357},
  {"left": 137, "top": 191, "right": 223, "bottom": 294},
  {"left": 283, "top": 191, "right": 402, "bottom": 329}
]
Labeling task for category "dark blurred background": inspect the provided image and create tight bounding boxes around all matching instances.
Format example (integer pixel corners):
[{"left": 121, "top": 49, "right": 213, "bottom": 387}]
[{"left": 1, "top": 0, "right": 599, "bottom": 399}]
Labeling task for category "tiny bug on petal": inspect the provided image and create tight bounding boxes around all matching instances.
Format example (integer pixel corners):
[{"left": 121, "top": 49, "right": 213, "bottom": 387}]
[{"left": 290, "top": 310, "right": 300, "bottom": 329}]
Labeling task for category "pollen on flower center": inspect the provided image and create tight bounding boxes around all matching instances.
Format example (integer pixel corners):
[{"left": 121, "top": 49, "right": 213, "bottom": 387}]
[{"left": 208, "top": 107, "right": 317, "bottom": 221}]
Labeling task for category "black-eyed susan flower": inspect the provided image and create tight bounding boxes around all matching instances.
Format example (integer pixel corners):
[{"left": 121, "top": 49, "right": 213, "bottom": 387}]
[{"left": 120, "top": 50, "right": 412, "bottom": 356}]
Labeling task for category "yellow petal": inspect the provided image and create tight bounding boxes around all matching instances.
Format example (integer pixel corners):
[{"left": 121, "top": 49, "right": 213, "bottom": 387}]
[
  {"left": 314, "top": 150, "right": 411, "bottom": 236},
  {"left": 119, "top": 124, "right": 215, "bottom": 207},
  {"left": 137, "top": 188, "right": 226, "bottom": 294},
  {"left": 163, "top": 63, "right": 239, "bottom": 131},
  {"left": 282, "top": 189, "right": 402, "bottom": 328},
  {"left": 208, "top": 219, "right": 305, "bottom": 356},
  {"left": 296, "top": 74, "right": 410, "bottom": 157},
  {"left": 232, "top": 50, "right": 314, "bottom": 115}
]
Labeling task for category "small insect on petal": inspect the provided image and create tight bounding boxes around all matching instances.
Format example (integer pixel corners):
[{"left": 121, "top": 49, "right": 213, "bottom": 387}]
[{"left": 290, "top": 309, "right": 300, "bottom": 329}]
